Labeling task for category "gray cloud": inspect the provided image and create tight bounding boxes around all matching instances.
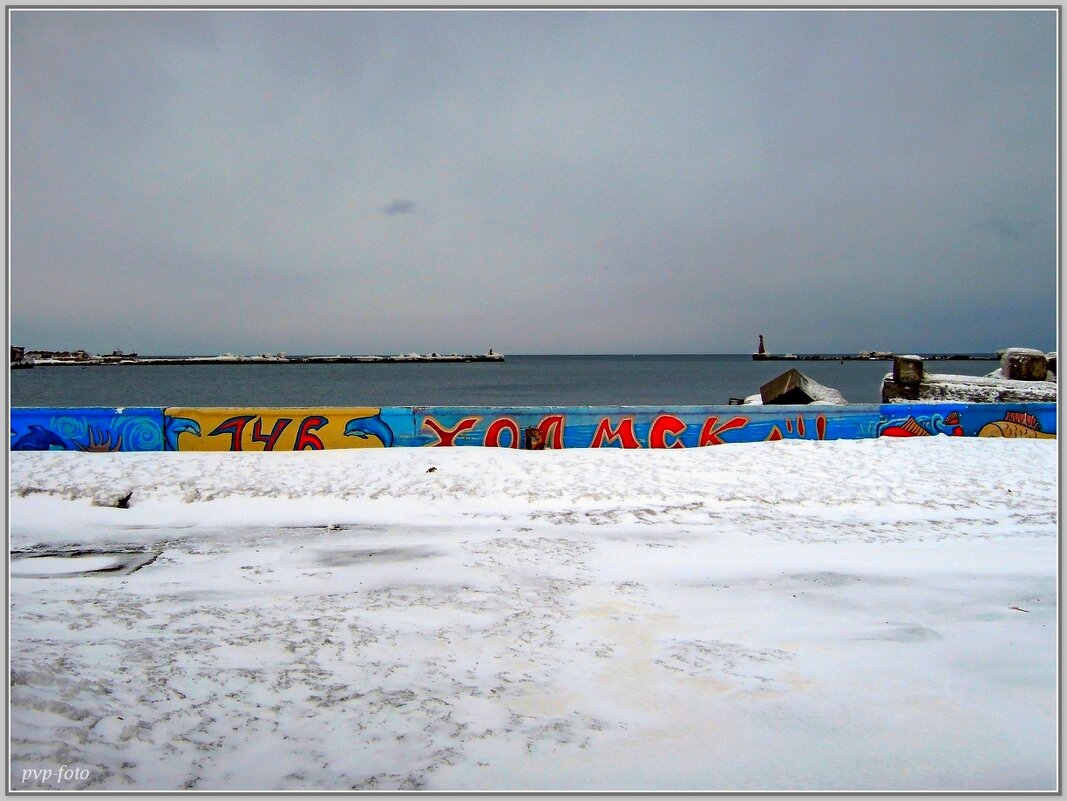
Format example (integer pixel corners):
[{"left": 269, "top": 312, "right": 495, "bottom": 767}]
[
  {"left": 8, "top": 8, "right": 1057, "bottom": 355},
  {"left": 381, "top": 199, "right": 416, "bottom": 216},
  {"left": 974, "top": 217, "right": 1025, "bottom": 243}
]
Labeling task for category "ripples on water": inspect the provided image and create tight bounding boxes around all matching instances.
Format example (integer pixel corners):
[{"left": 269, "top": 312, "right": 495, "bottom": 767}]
[{"left": 10, "top": 354, "right": 999, "bottom": 408}]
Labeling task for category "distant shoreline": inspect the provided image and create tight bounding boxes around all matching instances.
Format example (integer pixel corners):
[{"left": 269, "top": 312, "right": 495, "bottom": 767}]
[
  {"left": 11, "top": 351, "right": 1008, "bottom": 370},
  {"left": 14, "top": 351, "right": 506, "bottom": 367}
]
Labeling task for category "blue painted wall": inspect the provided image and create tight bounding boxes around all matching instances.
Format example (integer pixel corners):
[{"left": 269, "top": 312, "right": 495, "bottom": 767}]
[
  {"left": 8, "top": 403, "right": 1056, "bottom": 451},
  {"left": 877, "top": 403, "right": 1056, "bottom": 438},
  {"left": 411, "top": 405, "right": 882, "bottom": 448},
  {"left": 10, "top": 407, "right": 165, "bottom": 452}
]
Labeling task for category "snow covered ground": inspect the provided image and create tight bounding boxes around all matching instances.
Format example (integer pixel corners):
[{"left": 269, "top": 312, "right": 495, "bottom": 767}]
[{"left": 8, "top": 438, "right": 1059, "bottom": 792}]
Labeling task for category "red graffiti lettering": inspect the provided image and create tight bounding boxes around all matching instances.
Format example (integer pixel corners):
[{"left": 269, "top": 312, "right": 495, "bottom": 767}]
[
  {"left": 698, "top": 416, "right": 749, "bottom": 446},
  {"left": 251, "top": 417, "right": 292, "bottom": 451},
  {"left": 293, "top": 416, "right": 328, "bottom": 450},
  {"left": 422, "top": 416, "right": 481, "bottom": 447},
  {"left": 590, "top": 417, "right": 641, "bottom": 449},
  {"left": 769, "top": 416, "right": 822, "bottom": 442},
  {"left": 208, "top": 415, "right": 255, "bottom": 451},
  {"left": 649, "top": 414, "right": 687, "bottom": 449},
  {"left": 485, "top": 418, "right": 520, "bottom": 448},
  {"left": 538, "top": 414, "right": 566, "bottom": 449}
]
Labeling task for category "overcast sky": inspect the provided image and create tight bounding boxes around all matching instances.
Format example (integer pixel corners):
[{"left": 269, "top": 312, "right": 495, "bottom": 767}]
[{"left": 9, "top": 8, "right": 1058, "bottom": 355}]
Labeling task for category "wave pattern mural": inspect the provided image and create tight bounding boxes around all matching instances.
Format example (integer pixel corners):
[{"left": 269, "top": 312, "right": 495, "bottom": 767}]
[
  {"left": 10, "top": 408, "right": 164, "bottom": 452},
  {"left": 8, "top": 404, "right": 1056, "bottom": 451},
  {"left": 876, "top": 403, "right": 1057, "bottom": 439}
]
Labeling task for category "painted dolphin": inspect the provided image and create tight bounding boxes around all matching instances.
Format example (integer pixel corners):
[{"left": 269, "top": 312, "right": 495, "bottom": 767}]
[
  {"left": 12, "top": 424, "right": 68, "bottom": 451},
  {"left": 343, "top": 413, "right": 394, "bottom": 448},
  {"left": 164, "top": 417, "right": 202, "bottom": 451}
]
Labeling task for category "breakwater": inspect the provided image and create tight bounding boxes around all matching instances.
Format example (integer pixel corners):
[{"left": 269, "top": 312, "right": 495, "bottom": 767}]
[
  {"left": 752, "top": 352, "right": 996, "bottom": 361},
  {"left": 17, "top": 351, "right": 505, "bottom": 367},
  {"left": 10, "top": 403, "right": 1056, "bottom": 452}
]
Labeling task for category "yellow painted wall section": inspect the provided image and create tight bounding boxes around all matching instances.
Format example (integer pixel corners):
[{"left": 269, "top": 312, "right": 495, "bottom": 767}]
[{"left": 165, "top": 407, "right": 393, "bottom": 451}]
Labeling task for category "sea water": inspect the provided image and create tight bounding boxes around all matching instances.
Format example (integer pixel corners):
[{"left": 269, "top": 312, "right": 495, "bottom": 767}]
[{"left": 9, "top": 355, "right": 1000, "bottom": 408}]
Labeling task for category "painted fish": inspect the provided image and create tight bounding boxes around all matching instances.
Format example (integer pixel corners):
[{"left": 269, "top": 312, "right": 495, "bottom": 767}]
[
  {"left": 880, "top": 411, "right": 963, "bottom": 437},
  {"left": 979, "top": 412, "right": 1055, "bottom": 439}
]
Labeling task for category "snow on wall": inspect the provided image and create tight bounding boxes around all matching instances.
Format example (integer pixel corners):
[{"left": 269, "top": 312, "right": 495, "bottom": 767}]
[{"left": 9, "top": 403, "right": 1057, "bottom": 451}]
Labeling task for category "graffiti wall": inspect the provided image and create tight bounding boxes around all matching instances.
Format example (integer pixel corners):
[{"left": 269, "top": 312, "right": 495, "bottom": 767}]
[
  {"left": 8, "top": 403, "right": 1057, "bottom": 452},
  {"left": 163, "top": 407, "right": 405, "bottom": 451},
  {"left": 411, "top": 406, "right": 882, "bottom": 448},
  {"left": 877, "top": 403, "right": 1057, "bottom": 439},
  {"left": 10, "top": 407, "right": 164, "bottom": 452}
]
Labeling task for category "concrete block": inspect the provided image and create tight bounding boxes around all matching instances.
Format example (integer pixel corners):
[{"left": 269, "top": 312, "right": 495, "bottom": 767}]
[
  {"left": 881, "top": 376, "right": 920, "bottom": 402},
  {"left": 1001, "top": 348, "right": 1048, "bottom": 381},
  {"left": 759, "top": 368, "right": 848, "bottom": 405},
  {"left": 884, "top": 371, "right": 1058, "bottom": 403},
  {"left": 892, "top": 355, "right": 924, "bottom": 386},
  {"left": 760, "top": 369, "right": 812, "bottom": 404}
]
